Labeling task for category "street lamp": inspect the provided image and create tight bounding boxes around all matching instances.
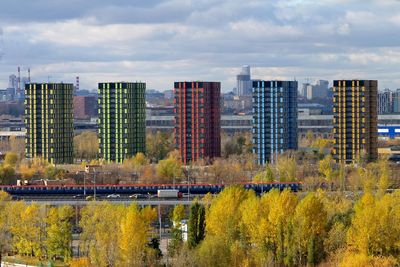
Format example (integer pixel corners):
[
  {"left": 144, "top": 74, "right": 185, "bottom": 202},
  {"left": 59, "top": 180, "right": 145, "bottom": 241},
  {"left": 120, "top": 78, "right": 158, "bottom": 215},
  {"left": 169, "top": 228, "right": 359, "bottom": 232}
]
[
  {"left": 187, "top": 167, "right": 190, "bottom": 202},
  {"left": 93, "top": 168, "right": 96, "bottom": 201}
]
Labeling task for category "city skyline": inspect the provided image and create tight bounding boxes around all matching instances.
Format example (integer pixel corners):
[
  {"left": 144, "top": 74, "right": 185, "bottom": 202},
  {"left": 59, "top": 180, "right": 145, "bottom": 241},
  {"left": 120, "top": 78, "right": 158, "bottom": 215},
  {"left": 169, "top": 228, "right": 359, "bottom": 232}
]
[{"left": 1, "top": 1, "right": 400, "bottom": 91}]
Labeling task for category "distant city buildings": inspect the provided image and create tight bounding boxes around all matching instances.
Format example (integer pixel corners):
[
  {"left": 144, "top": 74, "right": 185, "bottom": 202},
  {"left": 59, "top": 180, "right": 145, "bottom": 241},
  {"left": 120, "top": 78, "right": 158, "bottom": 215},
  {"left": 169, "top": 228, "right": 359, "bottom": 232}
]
[
  {"left": 378, "top": 89, "right": 393, "bottom": 114},
  {"left": 25, "top": 83, "right": 74, "bottom": 164},
  {"left": 73, "top": 95, "right": 97, "bottom": 119},
  {"left": 174, "top": 81, "right": 221, "bottom": 164},
  {"left": 300, "top": 80, "right": 329, "bottom": 100},
  {"left": 333, "top": 80, "right": 378, "bottom": 163},
  {"left": 252, "top": 80, "right": 298, "bottom": 164},
  {"left": 393, "top": 89, "right": 400, "bottom": 113},
  {"left": 98, "top": 82, "right": 146, "bottom": 163},
  {"left": 236, "top": 65, "right": 252, "bottom": 96},
  {"left": 376, "top": 88, "right": 400, "bottom": 114}
]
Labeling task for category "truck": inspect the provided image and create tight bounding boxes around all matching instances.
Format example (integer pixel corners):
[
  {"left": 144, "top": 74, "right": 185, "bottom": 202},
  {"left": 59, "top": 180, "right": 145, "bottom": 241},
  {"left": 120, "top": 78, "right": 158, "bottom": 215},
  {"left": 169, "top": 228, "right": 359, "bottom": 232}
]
[{"left": 157, "top": 189, "right": 182, "bottom": 198}]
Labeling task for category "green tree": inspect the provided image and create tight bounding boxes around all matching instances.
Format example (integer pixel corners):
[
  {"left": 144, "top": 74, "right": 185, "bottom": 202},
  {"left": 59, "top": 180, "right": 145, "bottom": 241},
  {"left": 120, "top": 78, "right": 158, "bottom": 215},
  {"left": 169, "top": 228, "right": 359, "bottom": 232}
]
[
  {"left": 0, "top": 164, "right": 15, "bottom": 184},
  {"left": 188, "top": 202, "right": 206, "bottom": 248}
]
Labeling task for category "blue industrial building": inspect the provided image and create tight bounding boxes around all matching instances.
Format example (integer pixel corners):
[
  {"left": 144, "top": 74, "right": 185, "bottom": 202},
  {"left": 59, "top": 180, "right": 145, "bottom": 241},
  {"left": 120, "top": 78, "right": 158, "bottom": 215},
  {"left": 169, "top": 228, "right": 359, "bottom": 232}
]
[
  {"left": 378, "top": 125, "right": 400, "bottom": 139},
  {"left": 252, "top": 80, "right": 298, "bottom": 164}
]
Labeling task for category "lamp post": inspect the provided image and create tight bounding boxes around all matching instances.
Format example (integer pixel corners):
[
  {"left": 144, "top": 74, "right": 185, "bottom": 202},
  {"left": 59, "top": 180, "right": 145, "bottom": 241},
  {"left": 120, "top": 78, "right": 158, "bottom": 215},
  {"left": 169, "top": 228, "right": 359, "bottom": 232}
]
[
  {"left": 187, "top": 167, "right": 190, "bottom": 202},
  {"left": 93, "top": 168, "right": 96, "bottom": 201}
]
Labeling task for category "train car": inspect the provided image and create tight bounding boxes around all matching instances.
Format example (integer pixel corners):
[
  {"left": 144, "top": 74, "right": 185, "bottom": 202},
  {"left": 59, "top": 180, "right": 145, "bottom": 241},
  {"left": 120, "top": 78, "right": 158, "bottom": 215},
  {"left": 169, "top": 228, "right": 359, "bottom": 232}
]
[{"left": 0, "top": 182, "right": 302, "bottom": 196}]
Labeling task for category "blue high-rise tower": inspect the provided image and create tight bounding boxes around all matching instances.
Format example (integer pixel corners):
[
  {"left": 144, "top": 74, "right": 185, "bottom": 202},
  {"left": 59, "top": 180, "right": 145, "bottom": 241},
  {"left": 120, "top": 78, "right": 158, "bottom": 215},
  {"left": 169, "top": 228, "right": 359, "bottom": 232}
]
[{"left": 252, "top": 80, "right": 298, "bottom": 164}]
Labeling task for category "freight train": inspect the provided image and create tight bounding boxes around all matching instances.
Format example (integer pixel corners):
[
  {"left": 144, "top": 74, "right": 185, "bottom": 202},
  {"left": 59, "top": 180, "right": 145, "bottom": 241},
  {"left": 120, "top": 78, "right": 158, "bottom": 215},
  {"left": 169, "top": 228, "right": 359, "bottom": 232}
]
[{"left": 0, "top": 182, "right": 302, "bottom": 196}]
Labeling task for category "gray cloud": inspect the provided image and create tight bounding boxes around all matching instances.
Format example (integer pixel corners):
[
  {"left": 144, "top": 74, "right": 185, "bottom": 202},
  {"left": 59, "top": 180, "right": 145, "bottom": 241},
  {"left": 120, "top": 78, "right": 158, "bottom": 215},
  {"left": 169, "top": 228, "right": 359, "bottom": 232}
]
[{"left": 1, "top": 0, "right": 400, "bottom": 90}]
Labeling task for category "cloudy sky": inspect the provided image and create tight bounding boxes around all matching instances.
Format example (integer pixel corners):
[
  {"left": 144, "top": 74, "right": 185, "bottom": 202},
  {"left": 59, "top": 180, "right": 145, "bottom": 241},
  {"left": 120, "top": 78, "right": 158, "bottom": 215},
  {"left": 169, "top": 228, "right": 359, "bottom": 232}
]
[{"left": 0, "top": 0, "right": 400, "bottom": 91}]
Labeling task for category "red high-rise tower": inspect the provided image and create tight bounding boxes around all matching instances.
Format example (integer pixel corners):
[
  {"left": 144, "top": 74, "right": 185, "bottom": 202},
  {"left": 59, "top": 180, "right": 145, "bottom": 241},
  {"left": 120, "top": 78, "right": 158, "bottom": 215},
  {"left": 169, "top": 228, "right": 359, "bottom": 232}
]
[{"left": 174, "top": 81, "right": 221, "bottom": 164}]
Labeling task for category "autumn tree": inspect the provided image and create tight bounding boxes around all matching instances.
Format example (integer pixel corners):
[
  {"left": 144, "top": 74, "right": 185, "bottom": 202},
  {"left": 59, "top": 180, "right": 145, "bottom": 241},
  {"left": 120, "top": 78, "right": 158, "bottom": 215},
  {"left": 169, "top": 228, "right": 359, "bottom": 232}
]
[
  {"left": 146, "top": 131, "right": 174, "bottom": 162},
  {"left": 169, "top": 204, "right": 186, "bottom": 256},
  {"left": 276, "top": 153, "right": 297, "bottom": 182},
  {"left": 123, "top": 152, "right": 149, "bottom": 174},
  {"left": 240, "top": 189, "right": 298, "bottom": 265},
  {"left": 253, "top": 164, "right": 274, "bottom": 182},
  {"left": 156, "top": 150, "right": 183, "bottom": 183},
  {"left": 0, "top": 191, "right": 11, "bottom": 263},
  {"left": 319, "top": 154, "right": 336, "bottom": 189},
  {"left": 46, "top": 205, "right": 74, "bottom": 262},
  {"left": 206, "top": 186, "right": 253, "bottom": 242},
  {"left": 347, "top": 192, "right": 400, "bottom": 260},
  {"left": 9, "top": 136, "right": 25, "bottom": 159},
  {"left": 293, "top": 193, "right": 327, "bottom": 266},
  {"left": 80, "top": 202, "right": 125, "bottom": 267},
  {"left": 117, "top": 204, "right": 157, "bottom": 267},
  {"left": 74, "top": 131, "right": 99, "bottom": 161},
  {"left": 377, "top": 160, "right": 390, "bottom": 198},
  {"left": 10, "top": 202, "right": 46, "bottom": 258},
  {"left": 4, "top": 152, "right": 18, "bottom": 167}
]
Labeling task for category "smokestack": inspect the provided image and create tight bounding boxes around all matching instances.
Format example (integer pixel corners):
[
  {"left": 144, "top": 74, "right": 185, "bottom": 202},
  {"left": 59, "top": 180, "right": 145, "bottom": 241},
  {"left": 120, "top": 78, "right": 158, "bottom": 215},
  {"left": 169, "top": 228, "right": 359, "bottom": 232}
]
[{"left": 28, "top": 68, "right": 31, "bottom": 83}]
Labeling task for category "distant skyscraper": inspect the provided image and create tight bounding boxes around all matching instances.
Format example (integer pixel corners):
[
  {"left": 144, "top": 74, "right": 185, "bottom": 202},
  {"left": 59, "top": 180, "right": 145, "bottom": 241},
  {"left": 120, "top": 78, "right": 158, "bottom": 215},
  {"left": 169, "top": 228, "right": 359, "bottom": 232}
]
[
  {"left": 303, "top": 80, "right": 329, "bottom": 100},
  {"left": 333, "top": 80, "right": 378, "bottom": 163},
  {"left": 252, "top": 80, "right": 298, "bottom": 164},
  {"left": 378, "top": 89, "right": 393, "bottom": 114},
  {"left": 98, "top": 82, "right": 146, "bottom": 163},
  {"left": 236, "top": 65, "right": 252, "bottom": 96},
  {"left": 8, "top": 74, "right": 18, "bottom": 90},
  {"left": 25, "top": 83, "right": 74, "bottom": 164},
  {"left": 174, "top": 81, "right": 221, "bottom": 164},
  {"left": 392, "top": 89, "right": 400, "bottom": 113}
]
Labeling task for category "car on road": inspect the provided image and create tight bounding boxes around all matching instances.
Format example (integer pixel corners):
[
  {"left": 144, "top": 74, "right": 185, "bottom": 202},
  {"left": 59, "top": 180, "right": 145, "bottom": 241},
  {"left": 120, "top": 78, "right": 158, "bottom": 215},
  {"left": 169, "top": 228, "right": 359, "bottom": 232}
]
[
  {"left": 107, "top": 194, "right": 121, "bottom": 199},
  {"left": 129, "top": 194, "right": 148, "bottom": 199},
  {"left": 85, "top": 196, "right": 94, "bottom": 201},
  {"left": 11, "top": 195, "right": 22, "bottom": 201},
  {"left": 73, "top": 194, "right": 84, "bottom": 199}
]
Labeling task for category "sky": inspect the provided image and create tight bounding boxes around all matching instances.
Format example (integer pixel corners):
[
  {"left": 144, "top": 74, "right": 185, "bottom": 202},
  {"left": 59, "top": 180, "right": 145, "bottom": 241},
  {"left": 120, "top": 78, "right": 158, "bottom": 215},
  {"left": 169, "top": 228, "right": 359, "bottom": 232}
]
[{"left": 0, "top": 0, "right": 400, "bottom": 92}]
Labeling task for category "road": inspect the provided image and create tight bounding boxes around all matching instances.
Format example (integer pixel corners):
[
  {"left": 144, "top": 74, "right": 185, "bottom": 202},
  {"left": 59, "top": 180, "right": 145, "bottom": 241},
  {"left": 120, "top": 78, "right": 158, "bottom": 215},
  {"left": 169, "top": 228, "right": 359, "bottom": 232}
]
[
  {"left": 23, "top": 199, "right": 194, "bottom": 206},
  {"left": 12, "top": 195, "right": 197, "bottom": 206}
]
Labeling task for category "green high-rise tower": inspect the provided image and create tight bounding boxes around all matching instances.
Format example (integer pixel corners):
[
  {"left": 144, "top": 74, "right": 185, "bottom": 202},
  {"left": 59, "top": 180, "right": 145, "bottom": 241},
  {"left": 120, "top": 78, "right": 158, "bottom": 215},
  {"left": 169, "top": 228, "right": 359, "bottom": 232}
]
[
  {"left": 98, "top": 82, "right": 146, "bottom": 162},
  {"left": 25, "top": 83, "right": 74, "bottom": 164}
]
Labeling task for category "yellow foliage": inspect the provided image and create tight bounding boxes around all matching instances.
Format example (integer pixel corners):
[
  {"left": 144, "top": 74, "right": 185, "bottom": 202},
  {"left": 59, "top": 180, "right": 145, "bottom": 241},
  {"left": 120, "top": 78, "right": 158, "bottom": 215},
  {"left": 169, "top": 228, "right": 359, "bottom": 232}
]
[
  {"left": 69, "top": 257, "right": 92, "bottom": 267},
  {"left": 206, "top": 186, "right": 253, "bottom": 242},
  {"left": 339, "top": 253, "right": 397, "bottom": 267},
  {"left": 118, "top": 204, "right": 155, "bottom": 267}
]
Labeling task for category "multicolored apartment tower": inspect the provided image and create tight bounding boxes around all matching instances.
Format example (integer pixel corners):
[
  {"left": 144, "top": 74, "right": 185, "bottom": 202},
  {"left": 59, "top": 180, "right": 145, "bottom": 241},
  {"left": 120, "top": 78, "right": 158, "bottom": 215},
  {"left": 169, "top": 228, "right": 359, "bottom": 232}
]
[
  {"left": 25, "top": 83, "right": 74, "bottom": 164},
  {"left": 252, "top": 80, "right": 298, "bottom": 165},
  {"left": 174, "top": 81, "right": 221, "bottom": 164},
  {"left": 98, "top": 82, "right": 146, "bottom": 163},
  {"left": 332, "top": 80, "right": 378, "bottom": 163}
]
